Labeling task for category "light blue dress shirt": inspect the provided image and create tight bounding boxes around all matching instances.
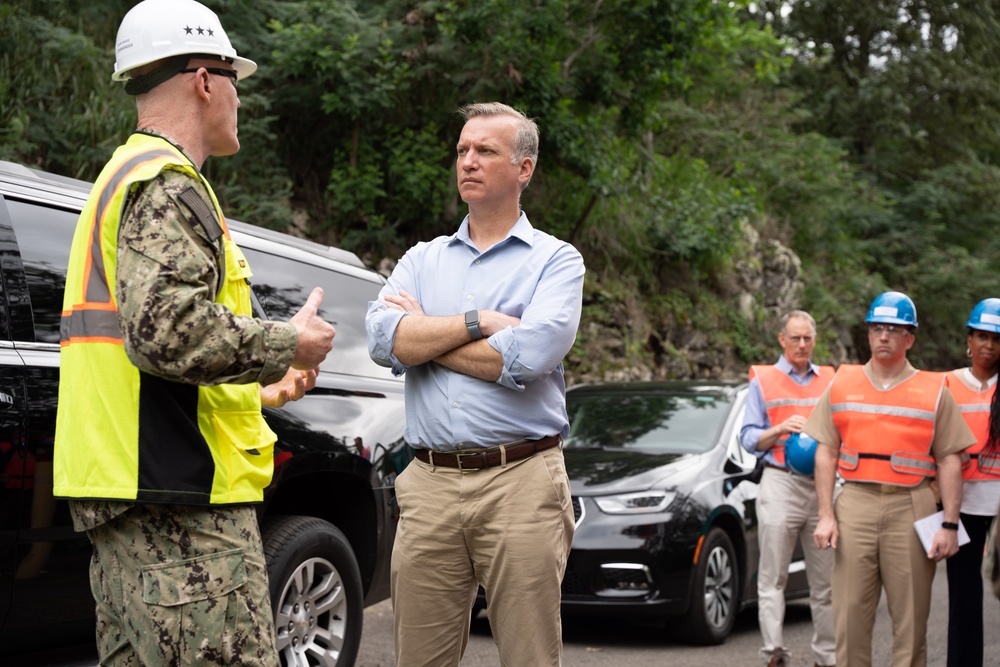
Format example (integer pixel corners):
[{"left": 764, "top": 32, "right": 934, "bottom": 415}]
[
  {"left": 739, "top": 355, "right": 822, "bottom": 466},
  {"left": 366, "top": 213, "right": 585, "bottom": 450}
]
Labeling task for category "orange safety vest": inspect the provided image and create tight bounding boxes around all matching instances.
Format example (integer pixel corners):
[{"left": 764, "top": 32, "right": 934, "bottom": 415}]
[
  {"left": 944, "top": 370, "right": 1000, "bottom": 480},
  {"left": 749, "top": 364, "right": 834, "bottom": 466},
  {"left": 830, "top": 365, "right": 942, "bottom": 486}
]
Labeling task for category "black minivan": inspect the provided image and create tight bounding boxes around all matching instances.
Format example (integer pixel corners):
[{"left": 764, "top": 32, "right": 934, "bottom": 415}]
[{"left": 0, "top": 160, "right": 409, "bottom": 666}]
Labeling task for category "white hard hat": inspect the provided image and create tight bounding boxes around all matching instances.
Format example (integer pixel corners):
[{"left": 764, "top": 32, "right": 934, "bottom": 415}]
[{"left": 112, "top": 0, "right": 256, "bottom": 82}]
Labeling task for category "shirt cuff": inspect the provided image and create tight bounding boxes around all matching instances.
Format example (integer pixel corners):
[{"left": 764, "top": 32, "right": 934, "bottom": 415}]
[
  {"left": 258, "top": 321, "right": 298, "bottom": 385},
  {"left": 740, "top": 427, "right": 764, "bottom": 454},
  {"left": 489, "top": 328, "right": 525, "bottom": 391},
  {"left": 367, "top": 306, "right": 410, "bottom": 376}
]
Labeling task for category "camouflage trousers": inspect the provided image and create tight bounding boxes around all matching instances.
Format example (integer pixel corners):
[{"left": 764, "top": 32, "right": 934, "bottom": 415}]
[{"left": 84, "top": 504, "right": 278, "bottom": 666}]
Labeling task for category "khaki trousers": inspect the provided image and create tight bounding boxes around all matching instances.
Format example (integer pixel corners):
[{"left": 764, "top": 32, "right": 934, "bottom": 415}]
[
  {"left": 391, "top": 447, "right": 574, "bottom": 667},
  {"left": 832, "top": 482, "right": 937, "bottom": 667},
  {"left": 756, "top": 466, "right": 835, "bottom": 665}
]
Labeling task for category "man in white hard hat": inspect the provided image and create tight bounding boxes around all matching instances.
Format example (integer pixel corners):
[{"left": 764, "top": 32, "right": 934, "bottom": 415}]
[{"left": 52, "top": 1, "right": 335, "bottom": 664}]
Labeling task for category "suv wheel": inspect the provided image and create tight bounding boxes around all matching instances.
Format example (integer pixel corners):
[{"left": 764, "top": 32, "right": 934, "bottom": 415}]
[
  {"left": 262, "top": 515, "right": 363, "bottom": 667},
  {"left": 675, "top": 527, "right": 738, "bottom": 645}
]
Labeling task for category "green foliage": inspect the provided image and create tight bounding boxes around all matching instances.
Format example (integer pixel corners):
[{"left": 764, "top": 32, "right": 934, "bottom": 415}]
[
  {"left": 0, "top": 2, "right": 134, "bottom": 177},
  {"left": 774, "top": 0, "right": 1000, "bottom": 186},
  {"left": 643, "top": 155, "right": 755, "bottom": 268},
  {"left": 204, "top": 90, "right": 296, "bottom": 230},
  {"left": 727, "top": 314, "right": 767, "bottom": 364},
  {"left": 269, "top": 2, "right": 409, "bottom": 122},
  {"left": 6, "top": 0, "right": 999, "bottom": 378},
  {"left": 876, "top": 160, "right": 1000, "bottom": 367},
  {"left": 903, "top": 247, "right": 995, "bottom": 370},
  {"left": 327, "top": 124, "right": 452, "bottom": 255}
]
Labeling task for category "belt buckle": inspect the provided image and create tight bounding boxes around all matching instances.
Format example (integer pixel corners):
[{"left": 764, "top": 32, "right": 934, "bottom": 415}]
[
  {"left": 455, "top": 450, "right": 485, "bottom": 471},
  {"left": 880, "top": 484, "right": 899, "bottom": 494}
]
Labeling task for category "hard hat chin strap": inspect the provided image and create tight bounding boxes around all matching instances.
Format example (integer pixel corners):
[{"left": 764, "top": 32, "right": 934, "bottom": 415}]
[
  {"left": 123, "top": 53, "right": 233, "bottom": 95},
  {"left": 124, "top": 55, "right": 193, "bottom": 95}
]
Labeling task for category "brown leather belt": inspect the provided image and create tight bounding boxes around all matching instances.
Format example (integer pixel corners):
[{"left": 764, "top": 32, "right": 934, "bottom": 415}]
[
  {"left": 765, "top": 462, "right": 791, "bottom": 473},
  {"left": 413, "top": 435, "right": 562, "bottom": 470},
  {"left": 848, "top": 479, "right": 931, "bottom": 494}
]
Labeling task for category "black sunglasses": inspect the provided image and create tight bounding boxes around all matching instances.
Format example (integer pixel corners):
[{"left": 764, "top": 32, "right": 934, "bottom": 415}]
[{"left": 177, "top": 67, "right": 239, "bottom": 89}]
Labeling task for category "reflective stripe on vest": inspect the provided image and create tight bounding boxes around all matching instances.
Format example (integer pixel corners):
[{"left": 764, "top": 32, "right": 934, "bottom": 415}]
[
  {"left": 59, "top": 148, "right": 177, "bottom": 345},
  {"left": 53, "top": 133, "right": 274, "bottom": 506},
  {"left": 830, "top": 365, "right": 942, "bottom": 486},
  {"left": 972, "top": 453, "right": 1000, "bottom": 476},
  {"left": 749, "top": 364, "right": 834, "bottom": 466},
  {"left": 945, "top": 370, "right": 1000, "bottom": 480}
]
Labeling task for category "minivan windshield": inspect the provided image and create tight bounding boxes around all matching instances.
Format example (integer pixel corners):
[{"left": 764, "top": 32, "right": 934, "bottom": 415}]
[{"left": 564, "top": 390, "right": 733, "bottom": 454}]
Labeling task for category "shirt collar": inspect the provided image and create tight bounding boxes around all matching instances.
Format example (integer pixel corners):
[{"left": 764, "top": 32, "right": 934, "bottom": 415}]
[
  {"left": 776, "top": 354, "right": 819, "bottom": 378},
  {"left": 450, "top": 212, "right": 534, "bottom": 249},
  {"left": 863, "top": 358, "right": 917, "bottom": 389},
  {"left": 131, "top": 129, "right": 198, "bottom": 170},
  {"left": 962, "top": 366, "right": 998, "bottom": 389}
]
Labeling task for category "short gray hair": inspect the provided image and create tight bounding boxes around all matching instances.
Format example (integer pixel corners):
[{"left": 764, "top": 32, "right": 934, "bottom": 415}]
[
  {"left": 780, "top": 310, "right": 816, "bottom": 334},
  {"left": 459, "top": 102, "right": 539, "bottom": 176}
]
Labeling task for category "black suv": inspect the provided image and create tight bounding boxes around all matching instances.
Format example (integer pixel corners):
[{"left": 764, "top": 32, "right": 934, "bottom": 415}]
[{"left": 0, "top": 160, "right": 409, "bottom": 666}]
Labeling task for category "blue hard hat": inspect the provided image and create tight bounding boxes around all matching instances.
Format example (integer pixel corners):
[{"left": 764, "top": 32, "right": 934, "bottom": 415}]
[
  {"left": 865, "top": 291, "right": 918, "bottom": 328},
  {"left": 967, "top": 298, "right": 1000, "bottom": 334},
  {"left": 785, "top": 432, "right": 818, "bottom": 477}
]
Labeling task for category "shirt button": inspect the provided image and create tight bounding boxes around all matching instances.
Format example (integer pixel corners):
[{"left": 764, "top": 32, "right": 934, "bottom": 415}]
[
  {"left": 475, "top": 259, "right": 481, "bottom": 264},
  {"left": 452, "top": 402, "right": 460, "bottom": 408},
  {"left": 466, "top": 294, "right": 473, "bottom": 300}
]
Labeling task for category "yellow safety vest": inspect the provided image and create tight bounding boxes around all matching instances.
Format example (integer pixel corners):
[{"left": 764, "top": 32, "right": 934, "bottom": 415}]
[{"left": 53, "top": 133, "right": 276, "bottom": 505}]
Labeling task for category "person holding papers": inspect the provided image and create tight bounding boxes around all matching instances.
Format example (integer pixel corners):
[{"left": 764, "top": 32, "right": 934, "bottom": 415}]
[{"left": 804, "top": 291, "right": 973, "bottom": 667}]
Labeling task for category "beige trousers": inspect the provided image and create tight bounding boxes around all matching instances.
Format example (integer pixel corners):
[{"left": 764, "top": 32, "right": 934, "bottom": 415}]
[
  {"left": 832, "top": 482, "right": 938, "bottom": 667},
  {"left": 756, "top": 466, "right": 835, "bottom": 665},
  {"left": 391, "top": 447, "right": 574, "bottom": 667}
]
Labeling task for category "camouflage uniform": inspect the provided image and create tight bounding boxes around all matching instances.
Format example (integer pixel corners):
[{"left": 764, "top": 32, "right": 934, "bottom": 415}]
[
  {"left": 76, "top": 503, "right": 276, "bottom": 666},
  {"left": 115, "top": 162, "right": 295, "bottom": 386},
  {"left": 70, "top": 133, "right": 295, "bottom": 666}
]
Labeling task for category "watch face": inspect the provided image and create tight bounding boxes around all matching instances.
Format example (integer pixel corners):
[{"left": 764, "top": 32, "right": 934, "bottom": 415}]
[{"left": 465, "top": 309, "right": 479, "bottom": 326}]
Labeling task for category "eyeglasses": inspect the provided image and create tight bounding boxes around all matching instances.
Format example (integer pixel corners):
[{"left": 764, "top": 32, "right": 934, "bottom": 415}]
[
  {"left": 784, "top": 336, "right": 814, "bottom": 344},
  {"left": 177, "top": 67, "right": 238, "bottom": 89},
  {"left": 868, "top": 323, "right": 912, "bottom": 337}
]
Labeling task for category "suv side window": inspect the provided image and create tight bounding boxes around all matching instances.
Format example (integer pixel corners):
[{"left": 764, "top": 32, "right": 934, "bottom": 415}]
[
  {"left": 4, "top": 199, "right": 74, "bottom": 344},
  {"left": 240, "top": 245, "right": 383, "bottom": 378},
  {"left": 3, "top": 204, "right": 385, "bottom": 382}
]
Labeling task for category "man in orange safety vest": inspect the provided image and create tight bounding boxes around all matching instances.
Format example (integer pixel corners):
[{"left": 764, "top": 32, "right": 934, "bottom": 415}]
[{"left": 805, "top": 291, "right": 972, "bottom": 667}]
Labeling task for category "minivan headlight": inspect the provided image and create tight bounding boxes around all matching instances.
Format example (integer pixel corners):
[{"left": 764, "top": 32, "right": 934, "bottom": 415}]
[{"left": 594, "top": 491, "right": 676, "bottom": 514}]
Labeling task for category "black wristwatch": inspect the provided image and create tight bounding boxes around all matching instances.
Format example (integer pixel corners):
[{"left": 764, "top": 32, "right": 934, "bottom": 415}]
[
  {"left": 941, "top": 521, "right": 959, "bottom": 531},
  {"left": 464, "top": 309, "right": 484, "bottom": 340}
]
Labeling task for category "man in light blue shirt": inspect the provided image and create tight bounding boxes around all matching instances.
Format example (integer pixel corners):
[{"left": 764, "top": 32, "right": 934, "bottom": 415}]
[
  {"left": 740, "top": 311, "right": 835, "bottom": 667},
  {"left": 366, "top": 102, "right": 584, "bottom": 667}
]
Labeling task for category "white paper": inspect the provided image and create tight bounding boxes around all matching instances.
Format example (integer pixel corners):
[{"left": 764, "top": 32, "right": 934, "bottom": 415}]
[{"left": 913, "top": 510, "right": 971, "bottom": 556}]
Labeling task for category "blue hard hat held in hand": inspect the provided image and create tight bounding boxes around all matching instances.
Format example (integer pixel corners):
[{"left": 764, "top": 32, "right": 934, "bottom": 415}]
[{"left": 785, "top": 432, "right": 818, "bottom": 477}]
